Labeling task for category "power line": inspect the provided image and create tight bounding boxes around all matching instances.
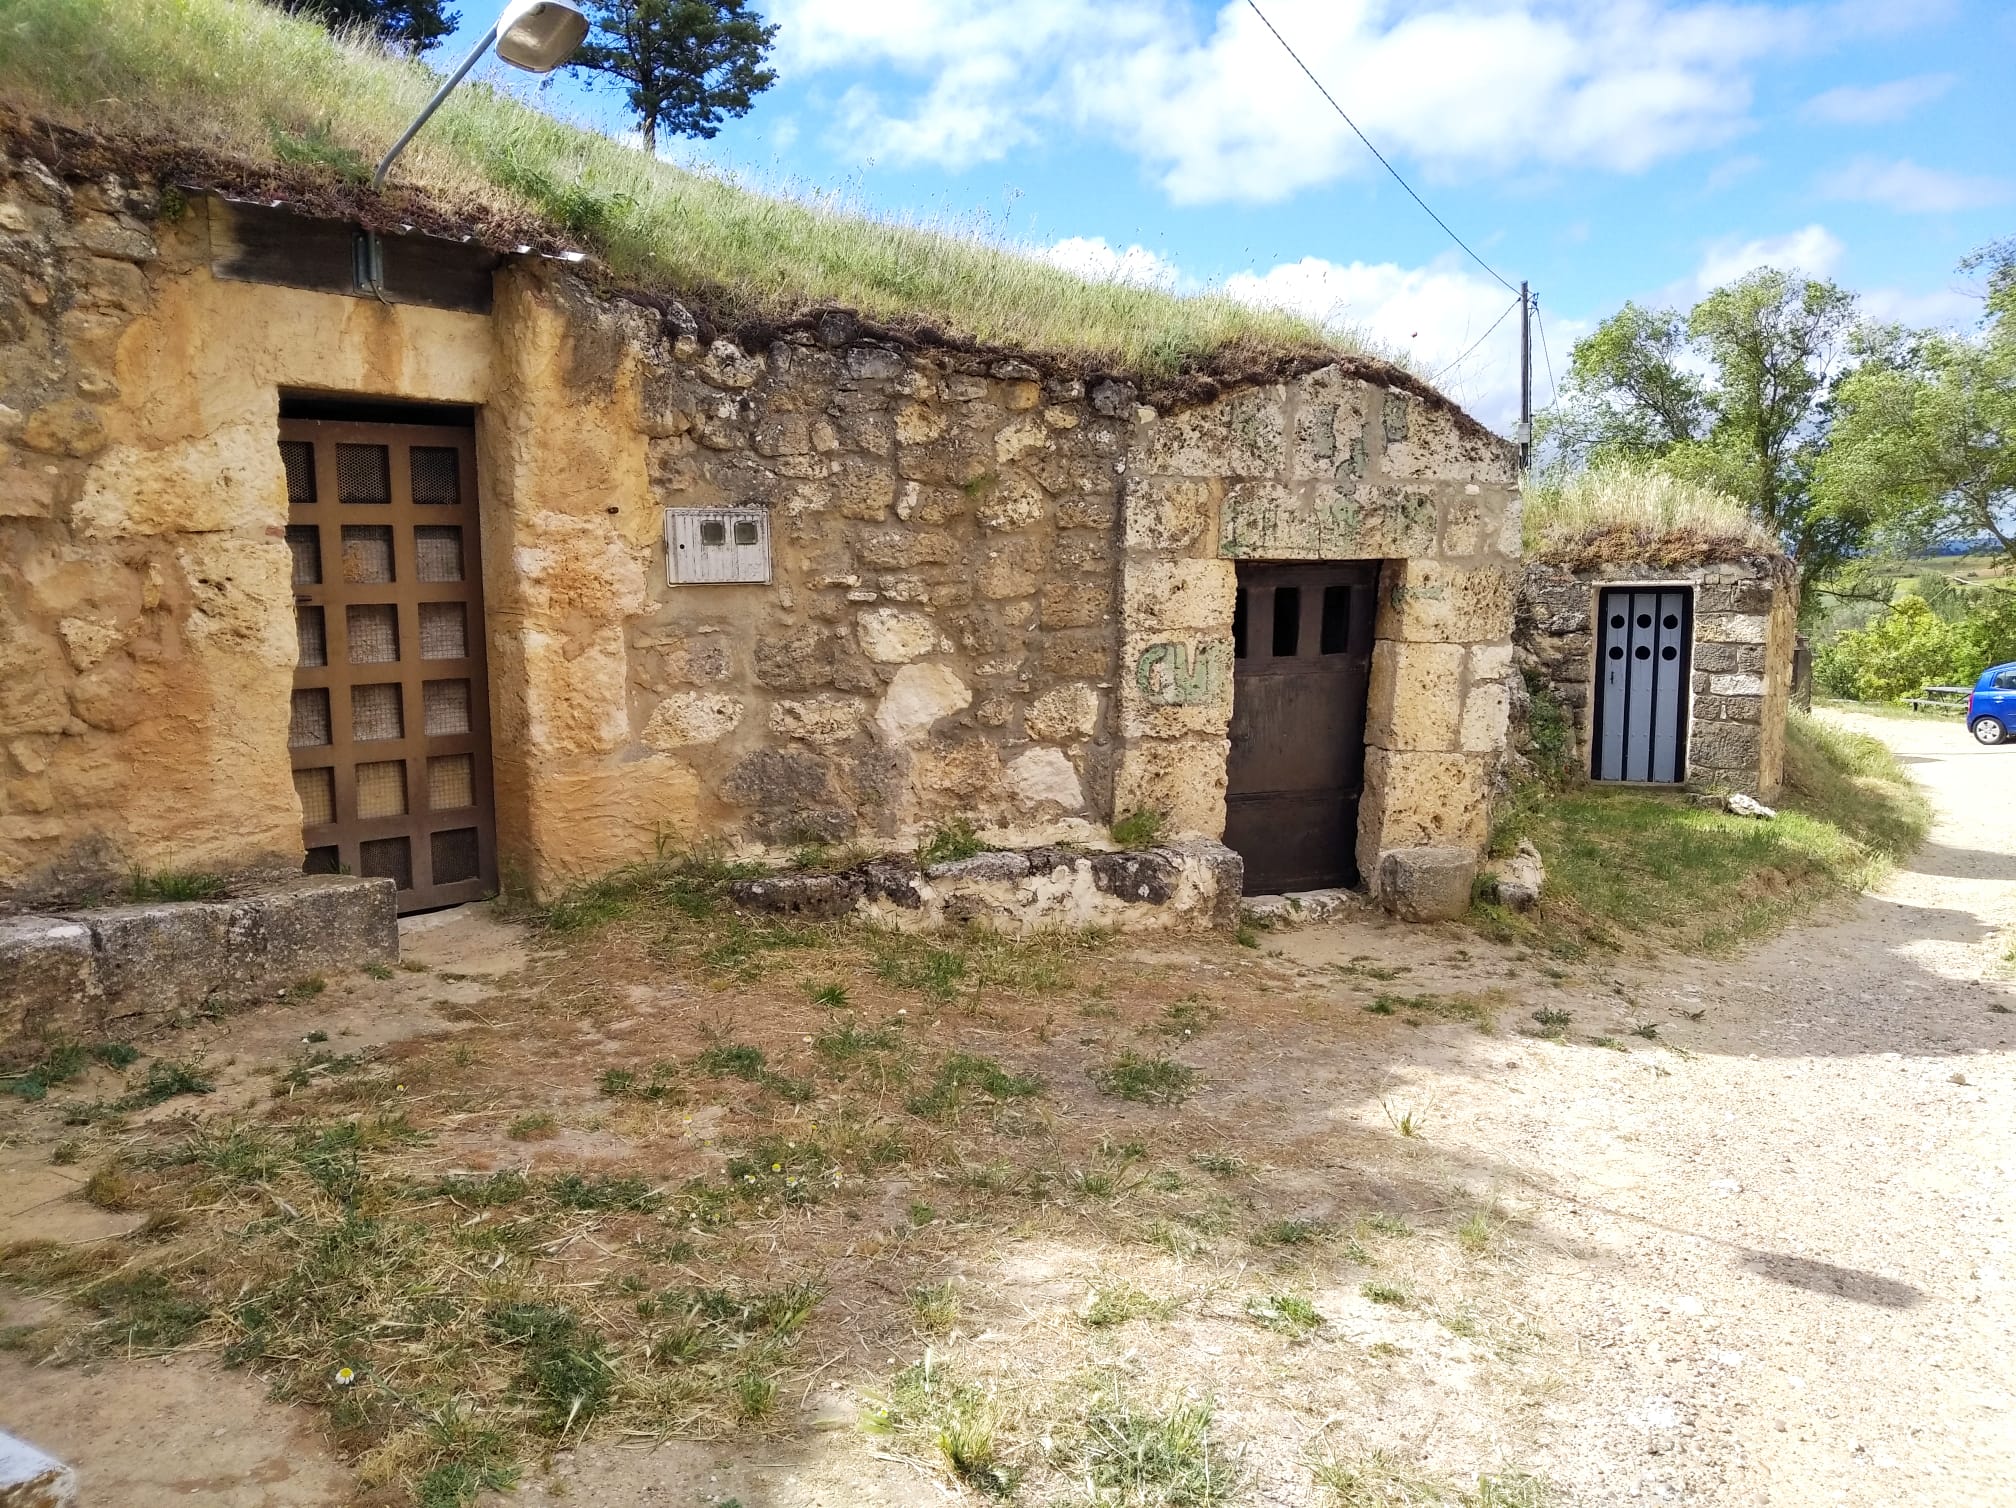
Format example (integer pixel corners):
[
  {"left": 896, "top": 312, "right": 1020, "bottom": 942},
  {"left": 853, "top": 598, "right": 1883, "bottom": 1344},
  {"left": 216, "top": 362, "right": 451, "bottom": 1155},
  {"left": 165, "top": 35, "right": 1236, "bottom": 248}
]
[
  {"left": 1431, "top": 293, "right": 1524, "bottom": 384},
  {"left": 1244, "top": 0, "right": 1518, "bottom": 296},
  {"left": 1533, "top": 297, "right": 1559, "bottom": 404}
]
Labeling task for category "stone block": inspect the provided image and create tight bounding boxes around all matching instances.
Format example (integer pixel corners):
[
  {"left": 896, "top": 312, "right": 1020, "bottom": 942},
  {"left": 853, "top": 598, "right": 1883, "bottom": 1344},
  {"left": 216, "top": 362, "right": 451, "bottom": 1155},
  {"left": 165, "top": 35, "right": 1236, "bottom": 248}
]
[
  {"left": 857, "top": 608, "right": 948, "bottom": 663},
  {"left": 1135, "top": 387, "right": 1284, "bottom": 477},
  {"left": 975, "top": 470, "right": 1047, "bottom": 531},
  {"left": 1025, "top": 683, "right": 1101, "bottom": 741},
  {"left": 1376, "top": 846, "right": 1478, "bottom": 923},
  {"left": 1458, "top": 679, "right": 1511, "bottom": 753},
  {"left": 1707, "top": 672, "right": 1765, "bottom": 697},
  {"left": 1122, "top": 476, "right": 1215, "bottom": 552},
  {"left": 1691, "top": 641, "right": 1739, "bottom": 674},
  {"left": 876, "top": 663, "right": 971, "bottom": 744},
  {"left": 770, "top": 695, "right": 864, "bottom": 745},
  {"left": 1055, "top": 490, "right": 1118, "bottom": 530},
  {"left": 1121, "top": 557, "right": 1235, "bottom": 634},
  {"left": 1005, "top": 747, "right": 1084, "bottom": 813},
  {"left": 0, "top": 915, "right": 98, "bottom": 1042},
  {"left": 977, "top": 537, "right": 1047, "bottom": 600},
  {"left": 1695, "top": 612, "right": 1769, "bottom": 646},
  {"left": 1119, "top": 634, "right": 1234, "bottom": 740},
  {"left": 1039, "top": 629, "right": 1112, "bottom": 679},
  {"left": 729, "top": 871, "right": 864, "bottom": 920},
  {"left": 1112, "top": 735, "right": 1229, "bottom": 840},
  {"left": 1365, "top": 640, "right": 1465, "bottom": 752},
  {"left": 1376, "top": 560, "right": 1517, "bottom": 644},
  {"left": 927, "top": 852, "right": 1030, "bottom": 883},
  {"left": 1381, "top": 401, "right": 1518, "bottom": 484},
  {"left": 641, "top": 692, "right": 743, "bottom": 749},
  {"left": 1360, "top": 747, "right": 1491, "bottom": 857},
  {"left": 0, "top": 1430, "right": 76, "bottom": 1508},
  {"left": 1040, "top": 579, "right": 1114, "bottom": 628},
  {"left": 1691, "top": 720, "right": 1762, "bottom": 770}
]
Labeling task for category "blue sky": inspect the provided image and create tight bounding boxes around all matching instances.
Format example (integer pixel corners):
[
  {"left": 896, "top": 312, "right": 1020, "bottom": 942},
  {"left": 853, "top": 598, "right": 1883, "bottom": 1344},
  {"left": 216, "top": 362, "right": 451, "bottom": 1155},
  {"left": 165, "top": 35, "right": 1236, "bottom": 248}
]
[{"left": 441, "top": 0, "right": 2013, "bottom": 430}]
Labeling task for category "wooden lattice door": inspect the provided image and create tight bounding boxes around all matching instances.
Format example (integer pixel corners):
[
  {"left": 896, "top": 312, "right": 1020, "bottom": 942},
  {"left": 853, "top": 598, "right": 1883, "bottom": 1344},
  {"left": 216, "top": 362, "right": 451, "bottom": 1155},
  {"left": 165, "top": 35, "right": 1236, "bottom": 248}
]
[{"left": 282, "top": 419, "right": 498, "bottom": 912}]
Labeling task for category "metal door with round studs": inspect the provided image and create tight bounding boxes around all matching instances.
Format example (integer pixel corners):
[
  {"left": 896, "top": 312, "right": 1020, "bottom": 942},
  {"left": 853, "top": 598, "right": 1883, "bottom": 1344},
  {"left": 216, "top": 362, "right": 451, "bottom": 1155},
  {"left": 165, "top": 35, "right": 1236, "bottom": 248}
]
[
  {"left": 282, "top": 419, "right": 499, "bottom": 912},
  {"left": 1223, "top": 561, "right": 1379, "bottom": 895},
  {"left": 1592, "top": 586, "right": 1692, "bottom": 783}
]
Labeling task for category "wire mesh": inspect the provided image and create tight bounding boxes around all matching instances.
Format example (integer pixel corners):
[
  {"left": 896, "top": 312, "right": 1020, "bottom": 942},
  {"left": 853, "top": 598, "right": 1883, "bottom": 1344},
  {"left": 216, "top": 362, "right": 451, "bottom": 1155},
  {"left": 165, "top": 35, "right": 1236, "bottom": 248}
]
[
  {"left": 281, "top": 440, "right": 317, "bottom": 504},
  {"left": 296, "top": 607, "right": 327, "bottom": 668},
  {"left": 351, "top": 683, "right": 404, "bottom": 742},
  {"left": 347, "top": 604, "right": 400, "bottom": 664},
  {"left": 414, "top": 525, "right": 464, "bottom": 582},
  {"left": 427, "top": 753, "right": 475, "bottom": 810},
  {"left": 289, "top": 688, "right": 332, "bottom": 748},
  {"left": 359, "top": 836, "right": 412, "bottom": 889},
  {"left": 419, "top": 601, "right": 467, "bottom": 660},
  {"left": 410, "top": 446, "right": 460, "bottom": 505},
  {"left": 430, "top": 827, "right": 481, "bottom": 885},
  {"left": 293, "top": 766, "right": 335, "bottom": 826},
  {"left": 336, "top": 443, "right": 391, "bottom": 503},
  {"left": 303, "top": 845, "right": 341, "bottom": 875},
  {"left": 340, "top": 525, "right": 395, "bottom": 585},
  {"left": 287, "top": 525, "right": 322, "bottom": 586},
  {"left": 354, "top": 759, "right": 408, "bottom": 819},
  {"left": 423, "top": 679, "right": 471, "bottom": 736}
]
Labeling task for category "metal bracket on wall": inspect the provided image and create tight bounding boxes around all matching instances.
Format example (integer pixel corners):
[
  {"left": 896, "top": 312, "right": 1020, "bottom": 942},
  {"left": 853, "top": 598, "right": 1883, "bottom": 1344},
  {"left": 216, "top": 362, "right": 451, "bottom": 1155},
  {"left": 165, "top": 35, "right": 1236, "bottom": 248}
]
[{"left": 352, "top": 229, "right": 391, "bottom": 305}]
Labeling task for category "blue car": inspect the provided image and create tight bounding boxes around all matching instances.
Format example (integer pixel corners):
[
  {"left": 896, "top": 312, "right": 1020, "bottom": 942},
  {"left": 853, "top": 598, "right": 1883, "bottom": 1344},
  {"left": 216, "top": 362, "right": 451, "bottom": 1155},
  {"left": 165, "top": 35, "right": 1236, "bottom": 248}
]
[{"left": 1970, "top": 662, "right": 2016, "bottom": 745}]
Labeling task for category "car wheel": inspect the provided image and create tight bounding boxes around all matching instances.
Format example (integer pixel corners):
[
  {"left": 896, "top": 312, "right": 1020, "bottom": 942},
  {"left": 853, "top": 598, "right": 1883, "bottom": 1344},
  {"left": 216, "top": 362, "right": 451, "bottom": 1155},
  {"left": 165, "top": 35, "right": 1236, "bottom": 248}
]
[{"left": 1972, "top": 717, "right": 2008, "bottom": 746}]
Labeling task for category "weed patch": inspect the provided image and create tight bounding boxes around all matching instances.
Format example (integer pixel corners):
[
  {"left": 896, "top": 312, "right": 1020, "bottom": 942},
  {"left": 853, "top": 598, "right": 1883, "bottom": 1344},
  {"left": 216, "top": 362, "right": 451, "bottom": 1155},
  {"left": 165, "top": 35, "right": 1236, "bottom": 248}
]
[
  {"left": 1092, "top": 1053, "right": 1198, "bottom": 1105},
  {"left": 1075, "top": 1380, "right": 1235, "bottom": 1506},
  {"left": 906, "top": 1053, "right": 1041, "bottom": 1123},
  {"left": 1246, "top": 1292, "right": 1323, "bottom": 1337}
]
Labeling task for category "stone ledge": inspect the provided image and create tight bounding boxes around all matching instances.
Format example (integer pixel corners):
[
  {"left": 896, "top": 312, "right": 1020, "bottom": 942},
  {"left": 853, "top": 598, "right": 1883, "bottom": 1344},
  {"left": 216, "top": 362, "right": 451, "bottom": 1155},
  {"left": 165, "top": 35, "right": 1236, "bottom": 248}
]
[
  {"left": 2, "top": 876, "right": 397, "bottom": 1049},
  {"left": 0, "top": 1430, "right": 75, "bottom": 1508},
  {"left": 731, "top": 841, "right": 1243, "bottom": 935}
]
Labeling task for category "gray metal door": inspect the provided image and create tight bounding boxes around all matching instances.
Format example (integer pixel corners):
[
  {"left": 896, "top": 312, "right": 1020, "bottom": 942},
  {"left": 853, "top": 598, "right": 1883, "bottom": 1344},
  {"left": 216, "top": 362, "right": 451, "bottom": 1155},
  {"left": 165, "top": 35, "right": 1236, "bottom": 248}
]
[{"left": 1592, "top": 587, "right": 1691, "bottom": 782}]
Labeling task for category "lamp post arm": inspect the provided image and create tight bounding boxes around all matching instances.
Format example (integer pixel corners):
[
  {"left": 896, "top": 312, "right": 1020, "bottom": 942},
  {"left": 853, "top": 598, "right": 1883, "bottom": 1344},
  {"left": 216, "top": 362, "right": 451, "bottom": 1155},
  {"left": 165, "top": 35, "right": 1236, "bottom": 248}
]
[{"left": 371, "top": 24, "right": 501, "bottom": 190}]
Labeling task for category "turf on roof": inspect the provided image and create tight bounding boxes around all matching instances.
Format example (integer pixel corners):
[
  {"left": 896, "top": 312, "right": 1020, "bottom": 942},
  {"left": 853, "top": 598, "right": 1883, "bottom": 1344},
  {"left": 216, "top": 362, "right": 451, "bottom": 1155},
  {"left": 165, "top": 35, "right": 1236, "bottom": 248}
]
[{"left": 0, "top": 0, "right": 1391, "bottom": 389}]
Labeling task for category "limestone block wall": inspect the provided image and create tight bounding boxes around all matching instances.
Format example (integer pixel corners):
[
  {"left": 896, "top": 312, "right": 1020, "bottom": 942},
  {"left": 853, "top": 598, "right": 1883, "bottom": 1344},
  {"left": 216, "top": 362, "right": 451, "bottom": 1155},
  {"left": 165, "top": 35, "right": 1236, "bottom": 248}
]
[
  {"left": 1517, "top": 557, "right": 1798, "bottom": 798},
  {"left": 2, "top": 137, "right": 1522, "bottom": 904},
  {"left": 1113, "top": 370, "right": 1522, "bottom": 887}
]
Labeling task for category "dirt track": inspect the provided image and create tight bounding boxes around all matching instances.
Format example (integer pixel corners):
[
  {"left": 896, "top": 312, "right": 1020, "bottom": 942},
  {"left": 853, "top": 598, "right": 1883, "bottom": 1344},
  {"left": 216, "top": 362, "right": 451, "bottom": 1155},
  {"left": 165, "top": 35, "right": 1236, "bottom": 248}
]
[{"left": 2, "top": 709, "right": 2011, "bottom": 1506}]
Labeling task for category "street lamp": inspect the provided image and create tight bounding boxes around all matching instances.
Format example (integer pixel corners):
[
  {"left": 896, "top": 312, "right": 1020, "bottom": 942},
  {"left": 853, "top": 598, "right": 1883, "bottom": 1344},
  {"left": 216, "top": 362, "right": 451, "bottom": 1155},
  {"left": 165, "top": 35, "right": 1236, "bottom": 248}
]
[{"left": 370, "top": 0, "right": 590, "bottom": 190}]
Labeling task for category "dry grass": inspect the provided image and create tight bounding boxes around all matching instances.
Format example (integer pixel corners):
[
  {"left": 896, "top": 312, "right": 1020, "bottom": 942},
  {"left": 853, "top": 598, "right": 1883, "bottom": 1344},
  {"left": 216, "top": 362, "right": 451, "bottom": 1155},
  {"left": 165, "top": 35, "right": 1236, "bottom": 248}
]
[
  {"left": 1523, "top": 463, "right": 1780, "bottom": 568},
  {"left": 0, "top": 0, "right": 1364, "bottom": 381}
]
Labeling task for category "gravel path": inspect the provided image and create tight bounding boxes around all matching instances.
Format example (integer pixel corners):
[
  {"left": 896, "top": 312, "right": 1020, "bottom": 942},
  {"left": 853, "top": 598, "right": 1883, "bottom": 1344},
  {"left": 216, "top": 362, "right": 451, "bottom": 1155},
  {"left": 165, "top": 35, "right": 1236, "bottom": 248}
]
[{"left": 1427, "top": 711, "right": 2016, "bottom": 1505}]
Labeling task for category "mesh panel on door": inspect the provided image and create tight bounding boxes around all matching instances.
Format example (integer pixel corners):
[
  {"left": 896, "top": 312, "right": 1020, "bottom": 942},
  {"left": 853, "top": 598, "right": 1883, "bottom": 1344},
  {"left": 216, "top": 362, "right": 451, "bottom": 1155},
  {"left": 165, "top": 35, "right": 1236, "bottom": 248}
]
[
  {"left": 410, "top": 447, "right": 460, "bottom": 504},
  {"left": 293, "top": 766, "right": 335, "bottom": 825},
  {"left": 423, "top": 679, "right": 471, "bottom": 736},
  {"left": 414, "top": 525, "right": 464, "bottom": 582},
  {"left": 336, "top": 443, "right": 391, "bottom": 503},
  {"left": 430, "top": 828, "right": 480, "bottom": 885},
  {"left": 287, "top": 525, "right": 323, "bottom": 586},
  {"left": 419, "top": 601, "right": 467, "bottom": 660},
  {"left": 355, "top": 759, "right": 408, "bottom": 819},
  {"left": 281, "top": 441, "right": 317, "bottom": 504},
  {"left": 296, "top": 607, "right": 327, "bottom": 668},
  {"left": 427, "top": 753, "right": 475, "bottom": 810},
  {"left": 341, "top": 525, "right": 395, "bottom": 584},
  {"left": 289, "top": 688, "right": 332, "bottom": 747},
  {"left": 304, "top": 845, "right": 341, "bottom": 875},
  {"left": 359, "top": 835, "right": 412, "bottom": 889},
  {"left": 347, "top": 604, "right": 400, "bottom": 663},
  {"left": 351, "top": 683, "right": 404, "bottom": 741}
]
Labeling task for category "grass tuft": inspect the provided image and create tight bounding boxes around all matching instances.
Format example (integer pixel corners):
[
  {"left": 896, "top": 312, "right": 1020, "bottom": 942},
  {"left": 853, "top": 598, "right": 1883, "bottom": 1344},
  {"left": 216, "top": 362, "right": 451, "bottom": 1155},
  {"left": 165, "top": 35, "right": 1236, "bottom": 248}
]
[
  {"left": 1111, "top": 809, "right": 1168, "bottom": 848},
  {"left": 1092, "top": 1053, "right": 1198, "bottom": 1105},
  {"left": 1076, "top": 1380, "right": 1236, "bottom": 1506}
]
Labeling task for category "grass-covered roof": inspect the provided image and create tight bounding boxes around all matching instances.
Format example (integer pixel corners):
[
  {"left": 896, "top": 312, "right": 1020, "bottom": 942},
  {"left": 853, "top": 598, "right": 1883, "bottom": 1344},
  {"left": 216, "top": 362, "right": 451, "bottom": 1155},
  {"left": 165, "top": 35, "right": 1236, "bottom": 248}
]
[{"left": 0, "top": 0, "right": 1398, "bottom": 392}]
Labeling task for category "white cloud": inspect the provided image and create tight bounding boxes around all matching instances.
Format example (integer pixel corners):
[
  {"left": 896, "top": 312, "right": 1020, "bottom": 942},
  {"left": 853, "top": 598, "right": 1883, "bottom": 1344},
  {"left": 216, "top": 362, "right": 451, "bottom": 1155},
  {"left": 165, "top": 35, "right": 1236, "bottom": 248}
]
[
  {"left": 1041, "top": 237, "right": 1182, "bottom": 290},
  {"left": 1800, "top": 72, "right": 1954, "bottom": 124},
  {"left": 767, "top": 0, "right": 1814, "bottom": 200},
  {"left": 1693, "top": 224, "right": 1846, "bottom": 291},
  {"left": 1817, "top": 157, "right": 2013, "bottom": 214},
  {"left": 1858, "top": 285, "right": 1981, "bottom": 328}
]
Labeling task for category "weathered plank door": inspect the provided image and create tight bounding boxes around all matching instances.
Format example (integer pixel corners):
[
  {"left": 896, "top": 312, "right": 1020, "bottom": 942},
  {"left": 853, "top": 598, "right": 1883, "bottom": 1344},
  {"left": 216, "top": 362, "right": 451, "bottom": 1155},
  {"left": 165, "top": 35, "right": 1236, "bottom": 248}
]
[
  {"left": 1592, "top": 586, "right": 1692, "bottom": 783},
  {"left": 281, "top": 419, "right": 499, "bottom": 912},
  {"left": 1224, "top": 562, "right": 1379, "bottom": 894}
]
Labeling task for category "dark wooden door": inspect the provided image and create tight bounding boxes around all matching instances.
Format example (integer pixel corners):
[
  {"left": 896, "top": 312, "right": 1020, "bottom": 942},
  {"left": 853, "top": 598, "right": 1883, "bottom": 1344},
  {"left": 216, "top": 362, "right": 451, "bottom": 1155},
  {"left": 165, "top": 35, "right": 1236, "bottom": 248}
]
[
  {"left": 1224, "top": 562, "right": 1378, "bottom": 895},
  {"left": 281, "top": 419, "right": 499, "bottom": 913}
]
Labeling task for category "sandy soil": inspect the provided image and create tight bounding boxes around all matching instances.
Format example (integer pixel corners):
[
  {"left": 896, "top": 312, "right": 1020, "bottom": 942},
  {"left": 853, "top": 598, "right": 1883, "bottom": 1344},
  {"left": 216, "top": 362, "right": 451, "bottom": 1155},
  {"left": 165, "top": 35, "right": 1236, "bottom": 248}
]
[{"left": 2, "top": 710, "right": 2010, "bottom": 1507}]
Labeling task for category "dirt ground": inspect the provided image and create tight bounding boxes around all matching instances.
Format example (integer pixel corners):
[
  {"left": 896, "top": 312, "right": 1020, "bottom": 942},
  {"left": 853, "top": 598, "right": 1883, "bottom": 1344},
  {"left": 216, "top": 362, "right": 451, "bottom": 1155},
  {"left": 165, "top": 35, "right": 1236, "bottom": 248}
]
[{"left": 2, "top": 709, "right": 2012, "bottom": 1508}]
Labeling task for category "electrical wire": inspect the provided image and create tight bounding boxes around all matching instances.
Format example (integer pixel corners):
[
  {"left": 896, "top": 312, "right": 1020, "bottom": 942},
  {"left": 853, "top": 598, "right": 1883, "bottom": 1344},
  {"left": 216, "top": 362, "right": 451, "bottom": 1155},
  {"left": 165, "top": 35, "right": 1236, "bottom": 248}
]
[
  {"left": 1244, "top": 0, "right": 1518, "bottom": 296},
  {"left": 1533, "top": 297, "right": 1559, "bottom": 405},
  {"left": 1430, "top": 293, "right": 1523, "bottom": 385}
]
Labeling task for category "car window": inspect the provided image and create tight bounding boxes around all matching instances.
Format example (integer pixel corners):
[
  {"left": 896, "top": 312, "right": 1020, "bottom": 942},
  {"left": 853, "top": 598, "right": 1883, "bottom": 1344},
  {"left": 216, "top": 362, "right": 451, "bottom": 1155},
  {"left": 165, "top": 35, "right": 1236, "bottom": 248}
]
[{"left": 1998, "top": 672, "right": 2016, "bottom": 691}]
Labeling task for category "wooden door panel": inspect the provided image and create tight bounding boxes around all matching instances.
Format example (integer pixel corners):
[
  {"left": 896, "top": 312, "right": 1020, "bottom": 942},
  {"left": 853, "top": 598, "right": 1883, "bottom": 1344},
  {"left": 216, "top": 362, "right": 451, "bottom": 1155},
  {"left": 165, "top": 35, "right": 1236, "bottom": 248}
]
[
  {"left": 283, "top": 419, "right": 498, "bottom": 912},
  {"left": 1225, "top": 562, "right": 1378, "bottom": 895}
]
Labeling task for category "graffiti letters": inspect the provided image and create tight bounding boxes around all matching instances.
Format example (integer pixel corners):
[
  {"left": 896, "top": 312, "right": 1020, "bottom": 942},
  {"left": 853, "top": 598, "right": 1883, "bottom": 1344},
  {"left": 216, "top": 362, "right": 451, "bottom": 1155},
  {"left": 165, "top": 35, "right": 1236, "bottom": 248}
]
[{"left": 1135, "top": 641, "right": 1230, "bottom": 707}]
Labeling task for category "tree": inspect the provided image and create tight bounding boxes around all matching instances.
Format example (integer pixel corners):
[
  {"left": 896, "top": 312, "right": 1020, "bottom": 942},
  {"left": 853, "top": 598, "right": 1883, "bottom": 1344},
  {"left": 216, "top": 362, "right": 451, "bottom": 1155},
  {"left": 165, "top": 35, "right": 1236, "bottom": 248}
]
[
  {"left": 1537, "top": 268, "right": 1863, "bottom": 585},
  {"left": 1816, "top": 245, "right": 2016, "bottom": 571},
  {"left": 570, "top": 0, "right": 778, "bottom": 154},
  {"left": 283, "top": 0, "right": 457, "bottom": 53}
]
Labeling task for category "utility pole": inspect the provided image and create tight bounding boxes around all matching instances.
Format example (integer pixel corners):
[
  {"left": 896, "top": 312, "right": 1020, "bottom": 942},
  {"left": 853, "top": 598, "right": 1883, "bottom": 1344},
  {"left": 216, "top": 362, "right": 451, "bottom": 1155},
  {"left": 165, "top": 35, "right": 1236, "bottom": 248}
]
[{"left": 1518, "top": 279, "right": 1532, "bottom": 471}]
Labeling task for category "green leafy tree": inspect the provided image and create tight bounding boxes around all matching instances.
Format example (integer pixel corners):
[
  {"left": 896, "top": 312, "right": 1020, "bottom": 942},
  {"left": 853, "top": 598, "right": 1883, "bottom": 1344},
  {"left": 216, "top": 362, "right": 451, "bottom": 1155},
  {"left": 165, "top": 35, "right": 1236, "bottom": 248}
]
[
  {"left": 1816, "top": 244, "right": 2016, "bottom": 570},
  {"left": 1538, "top": 269, "right": 1862, "bottom": 585},
  {"left": 283, "top": 0, "right": 456, "bottom": 53},
  {"left": 570, "top": 0, "right": 778, "bottom": 153}
]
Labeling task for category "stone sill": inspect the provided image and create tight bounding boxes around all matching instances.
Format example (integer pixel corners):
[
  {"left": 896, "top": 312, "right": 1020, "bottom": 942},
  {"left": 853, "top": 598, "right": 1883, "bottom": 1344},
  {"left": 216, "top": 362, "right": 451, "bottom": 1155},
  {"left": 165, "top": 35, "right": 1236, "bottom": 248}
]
[{"left": 2, "top": 875, "right": 398, "bottom": 1050}]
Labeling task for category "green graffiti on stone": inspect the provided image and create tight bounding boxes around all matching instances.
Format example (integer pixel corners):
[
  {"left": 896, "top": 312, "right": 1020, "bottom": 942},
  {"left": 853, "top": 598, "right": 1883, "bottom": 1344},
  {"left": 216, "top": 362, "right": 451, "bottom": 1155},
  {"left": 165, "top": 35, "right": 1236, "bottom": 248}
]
[{"left": 1135, "top": 641, "right": 1230, "bottom": 706}]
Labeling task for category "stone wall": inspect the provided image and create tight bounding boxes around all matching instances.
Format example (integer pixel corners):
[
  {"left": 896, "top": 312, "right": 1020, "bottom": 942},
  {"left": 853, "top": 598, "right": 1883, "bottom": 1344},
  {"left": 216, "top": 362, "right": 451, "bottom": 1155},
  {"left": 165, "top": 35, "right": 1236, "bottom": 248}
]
[
  {"left": 1, "top": 140, "right": 1520, "bottom": 911},
  {"left": 1517, "top": 557, "right": 1798, "bottom": 798}
]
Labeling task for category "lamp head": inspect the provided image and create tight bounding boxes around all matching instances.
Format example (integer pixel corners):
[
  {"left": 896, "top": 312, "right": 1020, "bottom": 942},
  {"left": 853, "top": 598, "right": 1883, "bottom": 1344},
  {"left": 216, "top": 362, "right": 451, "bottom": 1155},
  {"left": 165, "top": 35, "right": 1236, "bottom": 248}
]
[{"left": 495, "top": 0, "right": 589, "bottom": 73}]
